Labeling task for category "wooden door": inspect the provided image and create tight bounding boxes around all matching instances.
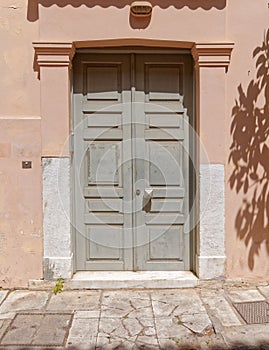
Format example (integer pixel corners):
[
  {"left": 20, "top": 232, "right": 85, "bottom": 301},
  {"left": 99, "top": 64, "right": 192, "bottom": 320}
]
[
  {"left": 133, "top": 54, "right": 191, "bottom": 270},
  {"left": 73, "top": 52, "right": 192, "bottom": 271},
  {"left": 73, "top": 54, "right": 133, "bottom": 270}
]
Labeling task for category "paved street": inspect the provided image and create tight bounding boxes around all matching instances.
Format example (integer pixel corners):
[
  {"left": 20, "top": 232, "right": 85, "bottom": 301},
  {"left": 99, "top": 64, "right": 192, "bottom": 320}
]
[{"left": 0, "top": 283, "right": 269, "bottom": 349}]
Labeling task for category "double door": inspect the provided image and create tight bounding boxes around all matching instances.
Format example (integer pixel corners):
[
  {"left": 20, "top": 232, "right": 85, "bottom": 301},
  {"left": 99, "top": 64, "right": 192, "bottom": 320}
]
[{"left": 73, "top": 52, "right": 192, "bottom": 271}]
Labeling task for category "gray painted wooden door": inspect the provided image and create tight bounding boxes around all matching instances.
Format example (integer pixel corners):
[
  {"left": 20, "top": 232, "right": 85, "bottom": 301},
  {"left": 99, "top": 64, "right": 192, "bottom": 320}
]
[{"left": 73, "top": 53, "right": 191, "bottom": 271}]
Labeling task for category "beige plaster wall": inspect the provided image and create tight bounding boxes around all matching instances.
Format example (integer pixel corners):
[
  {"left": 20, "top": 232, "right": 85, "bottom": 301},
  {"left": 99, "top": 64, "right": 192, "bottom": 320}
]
[
  {"left": 0, "top": 0, "right": 42, "bottom": 287},
  {"left": 1, "top": 0, "right": 269, "bottom": 286},
  {"left": 0, "top": 118, "right": 43, "bottom": 287},
  {"left": 0, "top": 0, "right": 39, "bottom": 116}
]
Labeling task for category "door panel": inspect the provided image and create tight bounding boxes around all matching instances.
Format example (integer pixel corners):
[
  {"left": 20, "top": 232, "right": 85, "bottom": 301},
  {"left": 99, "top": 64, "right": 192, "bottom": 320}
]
[
  {"left": 133, "top": 54, "right": 190, "bottom": 270},
  {"left": 74, "top": 54, "right": 133, "bottom": 270},
  {"left": 73, "top": 52, "right": 192, "bottom": 271}
]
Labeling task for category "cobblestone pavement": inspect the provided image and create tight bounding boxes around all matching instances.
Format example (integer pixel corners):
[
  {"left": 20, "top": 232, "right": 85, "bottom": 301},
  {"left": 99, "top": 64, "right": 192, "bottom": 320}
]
[{"left": 1, "top": 283, "right": 269, "bottom": 349}]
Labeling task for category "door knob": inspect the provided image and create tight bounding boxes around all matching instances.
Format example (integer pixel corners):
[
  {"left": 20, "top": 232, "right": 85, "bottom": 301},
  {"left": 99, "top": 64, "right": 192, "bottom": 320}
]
[{"left": 136, "top": 189, "right": 141, "bottom": 196}]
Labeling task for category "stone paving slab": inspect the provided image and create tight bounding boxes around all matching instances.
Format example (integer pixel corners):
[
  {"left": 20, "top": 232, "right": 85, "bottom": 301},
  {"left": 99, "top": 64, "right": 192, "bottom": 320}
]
[
  {"left": 158, "top": 333, "right": 227, "bottom": 350},
  {"left": 32, "top": 313, "right": 72, "bottom": 346},
  {"left": 96, "top": 336, "right": 140, "bottom": 350},
  {"left": 258, "top": 285, "right": 269, "bottom": 299},
  {"left": 155, "top": 317, "right": 192, "bottom": 339},
  {"left": 151, "top": 290, "right": 206, "bottom": 317},
  {"left": 0, "top": 286, "right": 269, "bottom": 349},
  {"left": 96, "top": 335, "right": 158, "bottom": 350},
  {"left": 1, "top": 313, "right": 72, "bottom": 346},
  {"left": 0, "top": 312, "right": 15, "bottom": 320},
  {"left": 66, "top": 317, "right": 98, "bottom": 349},
  {"left": 227, "top": 289, "right": 265, "bottom": 303},
  {"left": 101, "top": 291, "right": 153, "bottom": 318},
  {"left": 47, "top": 290, "right": 101, "bottom": 313},
  {"left": 1, "top": 314, "right": 43, "bottom": 345},
  {"left": 0, "top": 291, "right": 49, "bottom": 314},
  {"left": 0, "top": 291, "right": 8, "bottom": 306},
  {"left": 158, "top": 337, "right": 198, "bottom": 350},
  {"left": 200, "top": 290, "right": 242, "bottom": 329},
  {"left": 99, "top": 317, "right": 156, "bottom": 339},
  {"left": 222, "top": 324, "right": 269, "bottom": 348},
  {"left": 179, "top": 313, "right": 212, "bottom": 335},
  {"left": 195, "top": 334, "right": 228, "bottom": 350},
  {"left": 74, "top": 310, "right": 100, "bottom": 319},
  {"left": 135, "top": 335, "right": 159, "bottom": 348},
  {"left": 0, "top": 319, "right": 11, "bottom": 340}
]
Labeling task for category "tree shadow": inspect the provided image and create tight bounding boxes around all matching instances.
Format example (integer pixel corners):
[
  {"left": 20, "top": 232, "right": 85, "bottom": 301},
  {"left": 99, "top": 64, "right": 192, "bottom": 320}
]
[
  {"left": 27, "top": 0, "right": 226, "bottom": 22},
  {"left": 229, "top": 29, "right": 269, "bottom": 270}
]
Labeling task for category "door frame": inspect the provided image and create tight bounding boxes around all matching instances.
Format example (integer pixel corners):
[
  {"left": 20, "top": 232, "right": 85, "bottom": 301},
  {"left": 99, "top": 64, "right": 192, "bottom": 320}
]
[
  {"left": 34, "top": 40, "right": 233, "bottom": 280},
  {"left": 72, "top": 49, "right": 195, "bottom": 271}
]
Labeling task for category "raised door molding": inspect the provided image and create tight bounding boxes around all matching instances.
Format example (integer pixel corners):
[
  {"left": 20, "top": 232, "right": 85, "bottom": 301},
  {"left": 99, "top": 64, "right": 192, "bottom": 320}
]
[
  {"left": 33, "top": 42, "right": 75, "bottom": 68},
  {"left": 192, "top": 42, "right": 234, "bottom": 70}
]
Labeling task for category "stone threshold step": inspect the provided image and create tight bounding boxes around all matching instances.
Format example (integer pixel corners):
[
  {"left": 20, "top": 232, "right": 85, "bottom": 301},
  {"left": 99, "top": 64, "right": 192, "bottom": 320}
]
[{"left": 29, "top": 271, "right": 199, "bottom": 290}]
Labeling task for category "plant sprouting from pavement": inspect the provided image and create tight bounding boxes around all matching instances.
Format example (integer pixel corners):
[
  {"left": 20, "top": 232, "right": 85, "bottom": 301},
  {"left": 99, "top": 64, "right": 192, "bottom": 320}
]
[{"left": 53, "top": 276, "right": 64, "bottom": 295}]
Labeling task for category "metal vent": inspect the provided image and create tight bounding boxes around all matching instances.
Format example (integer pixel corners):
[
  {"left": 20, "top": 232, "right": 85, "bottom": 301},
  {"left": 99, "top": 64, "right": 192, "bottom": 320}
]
[{"left": 233, "top": 301, "right": 269, "bottom": 324}]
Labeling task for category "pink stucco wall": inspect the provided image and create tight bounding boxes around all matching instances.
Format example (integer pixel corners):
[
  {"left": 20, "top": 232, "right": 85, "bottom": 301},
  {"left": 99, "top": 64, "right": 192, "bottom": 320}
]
[
  {"left": 226, "top": 1, "right": 269, "bottom": 280},
  {"left": 0, "top": 118, "right": 43, "bottom": 287},
  {"left": 0, "top": 0, "right": 42, "bottom": 287},
  {"left": 0, "top": 0, "right": 269, "bottom": 286}
]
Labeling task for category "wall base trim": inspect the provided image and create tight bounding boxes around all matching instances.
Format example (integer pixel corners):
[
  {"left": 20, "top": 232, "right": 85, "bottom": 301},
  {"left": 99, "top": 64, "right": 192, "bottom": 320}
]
[
  {"left": 43, "top": 255, "right": 74, "bottom": 280},
  {"left": 196, "top": 255, "right": 226, "bottom": 280},
  {"left": 43, "top": 157, "right": 73, "bottom": 280}
]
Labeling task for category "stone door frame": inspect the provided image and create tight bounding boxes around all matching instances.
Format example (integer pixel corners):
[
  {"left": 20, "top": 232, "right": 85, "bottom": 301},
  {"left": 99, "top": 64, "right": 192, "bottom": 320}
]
[{"left": 33, "top": 40, "right": 234, "bottom": 280}]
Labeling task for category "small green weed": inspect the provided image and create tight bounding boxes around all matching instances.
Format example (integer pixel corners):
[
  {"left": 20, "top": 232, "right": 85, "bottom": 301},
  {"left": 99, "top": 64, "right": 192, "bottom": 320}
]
[{"left": 53, "top": 277, "right": 64, "bottom": 295}]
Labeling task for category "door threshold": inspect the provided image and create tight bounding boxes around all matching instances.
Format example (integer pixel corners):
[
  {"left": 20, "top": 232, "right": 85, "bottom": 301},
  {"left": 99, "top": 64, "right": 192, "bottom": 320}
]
[
  {"left": 70, "top": 271, "right": 198, "bottom": 289},
  {"left": 29, "top": 271, "right": 199, "bottom": 290}
]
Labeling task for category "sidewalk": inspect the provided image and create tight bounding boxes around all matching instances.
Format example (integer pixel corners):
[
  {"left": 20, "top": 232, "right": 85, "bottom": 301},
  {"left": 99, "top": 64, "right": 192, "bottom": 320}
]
[{"left": 0, "top": 282, "right": 269, "bottom": 349}]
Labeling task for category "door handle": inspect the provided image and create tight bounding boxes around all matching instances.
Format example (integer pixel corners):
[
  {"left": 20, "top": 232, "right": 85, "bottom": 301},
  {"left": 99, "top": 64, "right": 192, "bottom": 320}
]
[
  {"left": 142, "top": 188, "right": 153, "bottom": 212},
  {"left": 144, "top": 188, "right": 153, "bottom": 200}
]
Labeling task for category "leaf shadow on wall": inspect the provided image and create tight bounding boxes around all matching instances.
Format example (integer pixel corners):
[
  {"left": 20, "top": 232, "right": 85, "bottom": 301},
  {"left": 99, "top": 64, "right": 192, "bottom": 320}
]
[{"left": 229, "top": 29, "right": 269, "bottom": 270}]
